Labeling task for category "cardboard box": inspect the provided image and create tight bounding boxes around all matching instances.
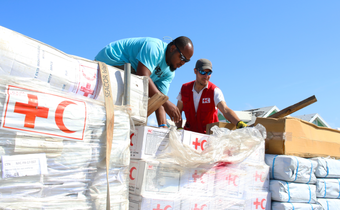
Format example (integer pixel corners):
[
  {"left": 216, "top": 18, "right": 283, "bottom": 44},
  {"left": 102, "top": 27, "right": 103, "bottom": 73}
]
[
  {"left": 128, "top": 160, "right": 181, "bottom": 196},
  {"left": 130, "top": 126, "right": 170, "bottom": 159},
  {"left": 255, "top": 117, "right": 340, "bottom": 158},
  {"left": 206, "top": 122, "right": 236, "bottom": 134},
  {"left": 181, "top": 130, "right": 210, "bottom": 152}
]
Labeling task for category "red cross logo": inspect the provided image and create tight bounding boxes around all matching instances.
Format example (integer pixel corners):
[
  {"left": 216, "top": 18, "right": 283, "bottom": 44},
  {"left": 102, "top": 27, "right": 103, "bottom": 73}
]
[
  {"left": 80, "top": 83, "right": 94, "bottom": 97},
  {"left": 14, "top": 94, "right": 49, "bottom": 128},
  {"left": 253, "top": 198, "right": 266, "bottom": 209},
  {"left": 192, "top": 138, "right": 206, "bottom": 150},
  {"left": 129, "top": 167, "right": 136, "bottom": 180},
  {"left": 226, "top": 174, "right": 238, "bottom": 186},
  {"left": 254, "top": 171, "right": 265, "bottom": 182},
  {"left": 202, "top": 98, "right": 210, "bottom": 103},
  {"left": 192, "top": 170, "right": 205, "bottom": 183},
  {"left": 153, "top": 204, "right": 172, "bottom": 210},
  {"left": 192, "top": 204, "right": 207, "bottom": 210},
  {"left": 130, "top": 133, "right": 135, "bottom": 146}
]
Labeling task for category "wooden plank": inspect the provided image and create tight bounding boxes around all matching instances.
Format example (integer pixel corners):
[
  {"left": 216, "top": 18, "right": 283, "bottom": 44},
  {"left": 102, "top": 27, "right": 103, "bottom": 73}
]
[
  {"left": 269, "top": 95, "right": 317, "bottom": 118},
  {"left": 147, "top": 92, "right": 169, "bottom": 117}
]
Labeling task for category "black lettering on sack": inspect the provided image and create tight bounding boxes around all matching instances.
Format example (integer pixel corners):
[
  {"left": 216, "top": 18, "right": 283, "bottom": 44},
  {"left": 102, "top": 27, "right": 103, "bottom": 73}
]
[{"left": 103, "top": 74, "right": 111, "bottom": 97}]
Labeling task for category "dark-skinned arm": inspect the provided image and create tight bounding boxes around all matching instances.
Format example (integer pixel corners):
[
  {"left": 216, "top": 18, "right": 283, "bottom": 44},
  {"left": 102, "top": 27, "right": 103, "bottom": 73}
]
[{"left": 136, "top": 62, "right": 181, "bottom": 126}]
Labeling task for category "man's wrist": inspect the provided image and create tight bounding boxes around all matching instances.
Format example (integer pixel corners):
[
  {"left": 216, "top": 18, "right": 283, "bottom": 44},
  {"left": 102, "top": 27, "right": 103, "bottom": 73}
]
[{"left": 159, "top": 124, "right": 167, "bottom": 128}]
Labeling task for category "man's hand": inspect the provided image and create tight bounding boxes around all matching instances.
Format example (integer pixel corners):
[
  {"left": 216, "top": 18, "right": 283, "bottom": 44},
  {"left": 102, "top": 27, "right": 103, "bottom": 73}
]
[
  {"left": 163, "top": 101, "right": 181, "bottom": 123},
  {"left": 236, "top": 121, "right": 247, "bottom": 129}
]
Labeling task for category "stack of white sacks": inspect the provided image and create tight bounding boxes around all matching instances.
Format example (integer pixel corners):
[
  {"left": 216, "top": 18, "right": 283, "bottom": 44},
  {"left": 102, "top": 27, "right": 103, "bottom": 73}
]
[
  {"left": 266, "top": 154, "right": 340, "bottom": 210},
  {"left": 128, "top": 124, "right": 272, "bottom": 209},
  {"left": 313, "top": 157, "right": 340, "bottom": 210},
  {"left": 0, "top": 25, "right": 150, "bottom": 209},
  {"left": 0, "top": 76, "right": 131, "bottom": 209}
]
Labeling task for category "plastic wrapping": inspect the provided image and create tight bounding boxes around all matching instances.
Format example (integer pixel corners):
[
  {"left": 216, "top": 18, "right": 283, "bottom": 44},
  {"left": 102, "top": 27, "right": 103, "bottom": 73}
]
[
  {"left": 270, "top": 180, "right": 317, "bottom": 203},
  {"left": 271, "top": 201, "right": 324, "bottom": 210},
  {"left": 129, "top": 125, "right": 271, "bottom": 209},
  {"left": 312, "top": 157, "right": 340, "bottom": 178},
  {"left": 316, "top": 178, "right": 340, "bottom": 198},
  {"left": 0, "top": 76, "right": 131, "bottom": 209},
  {"left": 156, "top": 124, "right": 266, "bottom": 168},
  {"left": 317, "top": 198, "right": 340, "bottom": 210},
  {"left": 265, "top": 154, "right": 318, "bottom": 184}
]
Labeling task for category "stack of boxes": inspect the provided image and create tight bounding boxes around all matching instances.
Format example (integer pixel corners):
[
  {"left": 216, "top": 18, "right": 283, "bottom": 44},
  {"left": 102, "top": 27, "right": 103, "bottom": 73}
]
[
  {"left": 128, "top": 125, "right": 271, "bottom": 209},
  {"left": 0, "top": 25, "right": 149, "bottom": 209},
  {"left": 0, "top": 76, "right": 132, "bottom": 209}
]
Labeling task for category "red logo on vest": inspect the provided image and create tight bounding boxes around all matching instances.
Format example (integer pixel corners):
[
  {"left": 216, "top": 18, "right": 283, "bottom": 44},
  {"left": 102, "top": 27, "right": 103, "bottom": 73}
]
[
  {"left": 2, "top": 85, "right": 87, "bottom": 140},
  {"left": 202, "top": 98, "right": 210, "bottom": 103}
]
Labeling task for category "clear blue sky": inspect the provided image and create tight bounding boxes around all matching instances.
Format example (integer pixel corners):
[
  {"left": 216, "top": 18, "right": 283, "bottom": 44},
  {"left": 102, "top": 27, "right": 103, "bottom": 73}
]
[{"left": 1, "top": 1, "right": 339, "bottom": 128}]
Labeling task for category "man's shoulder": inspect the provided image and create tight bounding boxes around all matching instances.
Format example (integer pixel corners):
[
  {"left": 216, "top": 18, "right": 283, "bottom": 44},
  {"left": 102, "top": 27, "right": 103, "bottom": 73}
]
[{"left": 182, "top": 80, "right": 195, "bottom": 88}]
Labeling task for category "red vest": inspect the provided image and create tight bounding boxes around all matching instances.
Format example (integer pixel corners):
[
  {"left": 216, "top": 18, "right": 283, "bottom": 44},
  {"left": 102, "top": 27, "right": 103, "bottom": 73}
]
[{"left": 181, "top": 81, "right": 219, "bottom": 134}]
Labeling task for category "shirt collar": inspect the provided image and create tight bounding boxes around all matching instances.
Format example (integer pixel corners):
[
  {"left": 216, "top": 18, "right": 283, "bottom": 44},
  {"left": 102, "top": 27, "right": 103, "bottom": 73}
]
[{"left": 192, "top": 81, "right": 209, "bottom": 94}]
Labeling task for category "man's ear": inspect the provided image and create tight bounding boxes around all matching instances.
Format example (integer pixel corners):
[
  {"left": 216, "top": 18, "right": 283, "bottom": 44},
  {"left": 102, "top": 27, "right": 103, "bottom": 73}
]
[
  {"left": 194, "top": 68, "right": 197, "bottom": 74},
  {"left": 170, "top": 44, "right": 176, "bottom": 52}
]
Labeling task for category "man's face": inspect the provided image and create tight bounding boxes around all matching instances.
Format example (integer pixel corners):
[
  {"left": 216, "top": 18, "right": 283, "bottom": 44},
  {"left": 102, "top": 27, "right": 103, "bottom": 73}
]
[
  {"left": 168, "top": 43, "right": 193, "bottom": 71},
  {"left": 195, "top": 68, "right": 212, "bottom": 86}
]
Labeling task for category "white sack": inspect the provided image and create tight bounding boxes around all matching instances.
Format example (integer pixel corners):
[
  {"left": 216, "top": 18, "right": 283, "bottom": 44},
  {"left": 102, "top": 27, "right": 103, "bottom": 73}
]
[
  {"left": 312, "top": 157, "right": 340, "bottom": 178},
  {"left": 265, "top": 154, "right": 317, "bottom": 184},
  {"left": 270, "top": 180, "right": 317, "bottom": 203},
  {"left": 316, "top": 178, "right": 340, "bottom": 198},
  {"left": 271, "top": 201, "right": 324, "bottom": 210}
]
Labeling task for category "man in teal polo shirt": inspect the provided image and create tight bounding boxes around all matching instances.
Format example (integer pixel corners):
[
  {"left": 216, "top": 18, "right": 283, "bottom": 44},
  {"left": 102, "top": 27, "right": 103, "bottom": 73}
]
[{"left": 95, "top": 36, "right": 194, "bottom": 127}]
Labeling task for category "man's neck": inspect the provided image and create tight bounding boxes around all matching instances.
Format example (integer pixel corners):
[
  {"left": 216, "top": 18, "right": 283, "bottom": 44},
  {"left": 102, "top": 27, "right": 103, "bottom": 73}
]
[{"left": 194, "top": 81, "right": 207, "bottom": 93}]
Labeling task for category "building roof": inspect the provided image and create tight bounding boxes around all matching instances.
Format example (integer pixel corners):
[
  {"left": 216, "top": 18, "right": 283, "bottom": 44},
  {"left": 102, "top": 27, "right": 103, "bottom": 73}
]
[{"left": 294, "top": 113, "right": 330, "bottom": 128}]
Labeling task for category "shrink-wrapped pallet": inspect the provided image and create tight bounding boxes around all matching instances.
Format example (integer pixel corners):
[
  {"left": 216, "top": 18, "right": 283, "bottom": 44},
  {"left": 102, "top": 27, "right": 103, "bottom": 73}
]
[
  {"left": 0, "top": 76, "right": 131, "bottom": 209},
  {"left": 128, "top": 125, "right": 270, "bottom": 209}
]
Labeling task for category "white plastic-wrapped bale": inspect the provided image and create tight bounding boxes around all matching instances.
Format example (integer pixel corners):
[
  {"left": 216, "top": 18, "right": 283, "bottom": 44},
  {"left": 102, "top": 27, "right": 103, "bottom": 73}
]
[
  {"left": 265, "top": 154, "right": 318, "bottom": 184},
  {"left": 0, "top": 76, "right": 131, "bottom": 209}
]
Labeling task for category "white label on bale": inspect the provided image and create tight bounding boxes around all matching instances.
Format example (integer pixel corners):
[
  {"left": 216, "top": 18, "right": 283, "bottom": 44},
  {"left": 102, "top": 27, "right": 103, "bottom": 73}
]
[
  {"left": 75, "top": 63, "right": 98, "bottom": 99},
  {"left": 1, "top": 85, "right": 87, "bottom": 140},
  {"left": 1, "top": 153, "right": 47, "bottom": 179}
]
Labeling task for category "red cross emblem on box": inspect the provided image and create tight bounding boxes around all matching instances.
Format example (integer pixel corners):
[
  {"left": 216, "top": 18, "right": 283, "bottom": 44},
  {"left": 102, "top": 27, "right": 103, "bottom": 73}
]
[
  {"left": 2, "top": 85, "right": 87, "bottom": 140},
  {"left": 192, "top": 204, "right": 207, "bottom": 210},
  {"left": 192, "top": 138, "right": 207, "bottom": 151},
  {"left": 202, "top": 98, "right": 210, "bottom": 104},
  {"left": 153, "top": 204, "right": 172, "bottom": 210},
  {"left": 254, "top": 171, "right": 265, "bottom": 182},
  {"left": 253, "top": 198, "right": 266, "bottom": 209}
]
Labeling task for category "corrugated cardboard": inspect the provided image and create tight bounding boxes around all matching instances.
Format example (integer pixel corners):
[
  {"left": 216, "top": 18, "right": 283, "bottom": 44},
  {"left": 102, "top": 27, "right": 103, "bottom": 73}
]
[
  {"left": 254, "top": 117, "right": 340, "bottom": 158},
  {"left": 206, "top": 122, "right": 236, "bottom": 134}
]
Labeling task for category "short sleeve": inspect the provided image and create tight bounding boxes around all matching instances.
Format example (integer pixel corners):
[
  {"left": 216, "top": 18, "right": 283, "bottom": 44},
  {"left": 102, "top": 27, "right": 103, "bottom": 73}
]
[{"left": 214, "top": 87, "right": 225, "bottom": 106}]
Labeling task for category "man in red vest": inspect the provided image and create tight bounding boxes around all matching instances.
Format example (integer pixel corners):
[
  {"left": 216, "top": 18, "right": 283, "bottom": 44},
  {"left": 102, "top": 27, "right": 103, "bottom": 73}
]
[{"left": 175, "top": 58, "right": 247, "bottom": 134}]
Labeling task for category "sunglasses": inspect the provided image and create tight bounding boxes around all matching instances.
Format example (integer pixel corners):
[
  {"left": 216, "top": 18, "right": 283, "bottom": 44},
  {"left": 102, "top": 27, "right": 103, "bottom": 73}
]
[
  {"left": 174, "top": 42, "right": 190, "bottom": 62},
  {"left": 198, "top": 69, "right": 213, "bottom": 76}
]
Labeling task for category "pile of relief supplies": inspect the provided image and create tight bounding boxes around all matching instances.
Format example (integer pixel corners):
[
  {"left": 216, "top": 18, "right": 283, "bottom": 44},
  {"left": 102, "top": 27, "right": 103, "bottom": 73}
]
[
  {"left": 0, "top": 25, "right": 272, "bottom": 210},
  {"left": 0, "top": 25, "right": 149, "bottom": 209},
  {"left": 2, "top": 25, "right": 339, "bottom": 210}
]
